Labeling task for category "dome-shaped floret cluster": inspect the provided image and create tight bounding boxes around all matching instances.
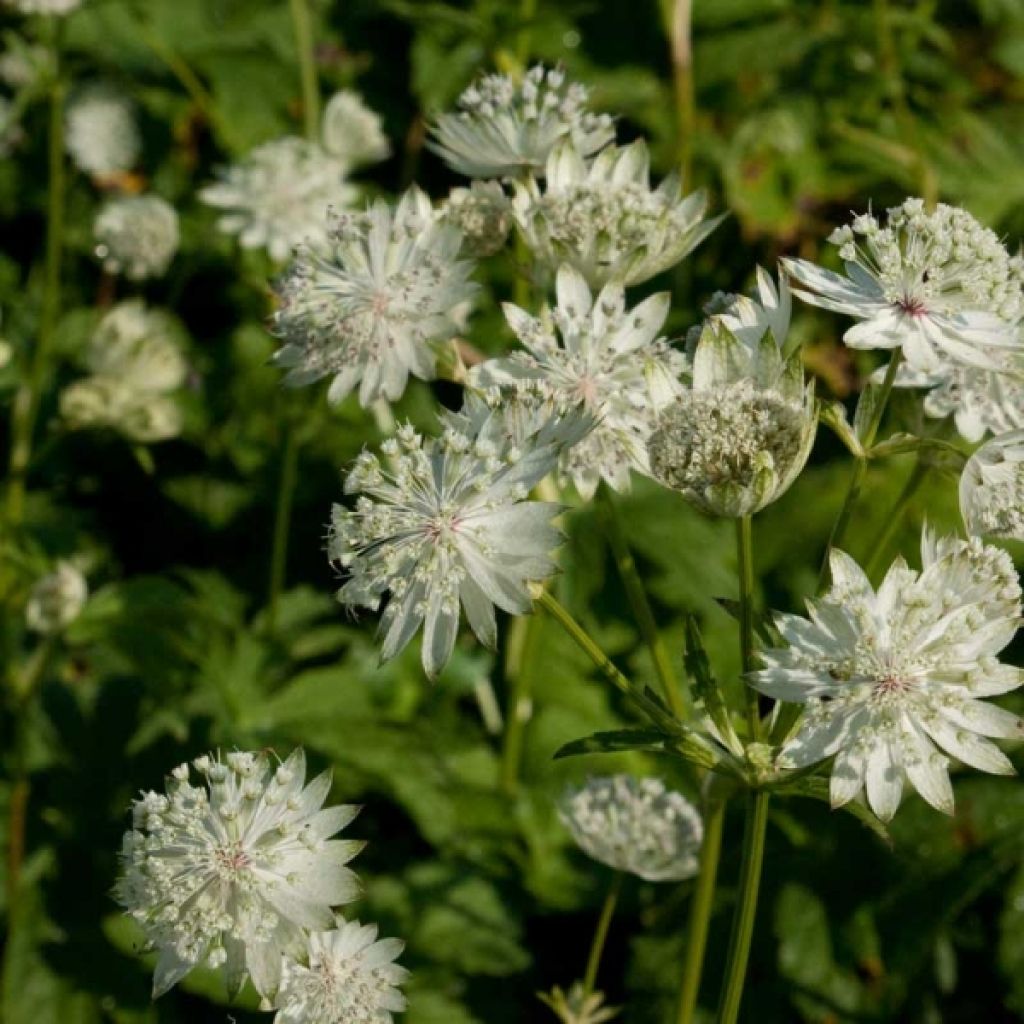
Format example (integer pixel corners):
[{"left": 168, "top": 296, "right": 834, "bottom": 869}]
[
  {"left": 441, "top": 180, "right": 512, "bottom": 259},
  {"left": 273, "top": 920, "right": 408, "bottom": 1024},
  {"left": 784, "top": 198, "right": 1024, "bottom": 375},
  {"left": 329, "top": 404, "right": 588, "bottom": 678},
  {"left": 94, "top": 195, "right": 179, "bottom": 281},
  {"left": 25, "top": 561, "right": 87, "bottom": 634},
  {"left": 471, "top": 263, "right": 686, "bottom": 498},
  {"left": 750, "top": 531, "right": 1024, "bottom": 821},
  {"left": 273, "top": 186, "right": 477, "bottom": 408},
  {"left": 65, "top": 83, "right": 139, "bottom": 177},
  {"left": 115, "top": 748, "right": 364, "bottom": 1000},
  {"left": 558, "top": 775, "right": 703, "bottom": 882},
  {"left": 513, "top": 139, "right": 721, "bottom": 289},
  {"left": 321, "top": 89, "right": 391, "bottom": 170},
  {"left": 429, "top": 64, "right": 614, "bottom": 179},
  {"left": 60, "top": 301, "right": 187, "bottom": 443},
  {"left": 960, "top": 430, "right": 1024, "bottom": 541}
]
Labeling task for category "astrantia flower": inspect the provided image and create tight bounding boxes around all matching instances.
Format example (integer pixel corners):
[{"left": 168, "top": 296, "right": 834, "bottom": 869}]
[
  {"left": 513, "top": 139, "right": 720, "bottom": 288},
  {"left": 115, "top": 748, "right": 363, "bottom": 999},
  {"left": 273, "top": 186, "right": 477, "bottom": 408},
  {"left": 25, "top": 561, "right": 87, "bottom": 634},
  {"left": 558, "top": 775, "right": 703, "bottom": 882},
  {"left": 429, "top": 63, "right": 614, "bottom": 179},
  {"left": 441, "top": 180, "right": 512, "bottom": 259},
  {"left": 648, "top": 272, "right": 816, "bottom": 517},
  {"left": 960, "top": 430, "right": 1024, "bottom": 541},
  {"left": 273, "top": 919, "right": 408, "bottom": 1024},
  {"left": 60, "top": 300, "right": 187, "bottom": 442},
  {"left": 470, "top": 263, "right": 686, "bottom": 498},
  {"left": 783, "top": 198, "right": 1024, "bottom": 375},
  {"left": 65, "top": 84, "right": 139, "bottom": 176},
  {"left": 750, "top": 532, "right": 1024, "bottom": 821},
  {"left": 94, "top": 195, "right": 179, "bottom": 281},
  {"left": 540, "top": 982, "right": 618, "bottom": 1024},
  {"left": 200, "top": 137, "right": 354, "bottom": 263},
  {"left": 328, "top": 406, "right": 586, "bottom": 677},
  {"left": 4, "top": 0, "right": 81, "bottom": 15},
  {"left": 322, "top": 90, "right": 390, "bottom": 169}
]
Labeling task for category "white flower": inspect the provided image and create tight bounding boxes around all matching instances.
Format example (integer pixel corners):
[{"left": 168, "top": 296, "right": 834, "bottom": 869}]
[
  {"left": 783, "top": 198, "right": 1024, "bottom": 375},
  {"left": 25, "top": 561, "right": 87, "bottom": 634},
  {"left": 94, "top": 195, "right": 179, "bottom": 281},
  {"left": 513, "top": 138, "right": 720, "bottom": 288},
  {"left": 115, "top": 748, "right": 364, "bottom": 999},
  {"left": 322, "top": 90, "right": 390, "bottom": 169},
  {"left": 60, "top": 300, "right": 187, "bottom": 442},
  {"left": 200, "top": 137, "right": 355, "bottom": 263},
  {"left": 960, "top": 430, "right": 1024, "bottom": 541},
  {"left": 4, "top": 0, "right": 81, "bottom": 15},
  {"left": 750, "top": 532, "right": 1024, "bottom": 821},
  {"left": 273, "top": 919, "right": 408, "bottom": 1024},
  {"left": 540, "top": 982, "right": 618, "bottom": 1024},
  {"left": 65, "top": 84, "right": 139, "bottom": 176},
  {"left": 0, "top": 39, "right": 50, "bottom": 88},
  {"left": 429, "top": 64, "right": 614, "bottom": 179},
  {"left": 328, "top": 406, "right": 585, "bottom": 678},
  {"left": 441, "top": 180, "right": 512, "bottom": 259},
  {"left": 558, "top": 775, "right": 703, "bottom": 882},
  {"left": 273, "top": 186, "right": 477, "bottom": 408},
  {"left": 648, "top": 271, "right": 816, "bottom": 517},
  {"left": 470, "top": 264, "right": 686, "bottom": 499}
]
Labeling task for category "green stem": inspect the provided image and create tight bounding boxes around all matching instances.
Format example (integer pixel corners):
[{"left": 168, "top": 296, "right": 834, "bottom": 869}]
[
  {"left": 500, "top": 611, "right": 542, "bottom": 794},
  {"left": 289, "top": 0, "right": 320, "bottom": 141},
  {"left": 715, "top": 789, "right": 770, "bottom": 1024},
  {"left": 817, "top": 350, "right": 902, "bottom": 592},
  {"left": 266, "top": 420, "right": 300, "bottom": 634},
  {"left": 676, "top": 797, "right": 725, "bottom": 1024},
  {"left": 864, "top": 457, "right": 927, "bottom": 581},
  {"left": 583, "top": 872, "right": 623, "bottom": 995},
  {"left": 736, "top": 515, "right": 758, "bottom": 738},
  {"left": 665, "top": 0, "right": 696, "bottom": 183},
  {"left": 516, "top": 0, "right": 538, "bottom": 66},
  {"left": 596, "top": 486, "right": 683, "bottom": 716}
]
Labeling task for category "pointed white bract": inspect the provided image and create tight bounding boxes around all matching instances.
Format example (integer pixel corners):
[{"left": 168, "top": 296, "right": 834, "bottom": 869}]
[
  {"left": 115, "top": 749, "right": 364, "bottom": 1000},
  {"left": 329, "top": 404, "right": 586, "bottom": 678},
  {"left": 750, "top": 532, "right": 1024, "bottom": 821},
  {"left": 784, "top": 198, "right": 1024, "bottom": 376},
  {"left": 25, "top": 561, "right": 87, "bottom": 634},
  {"left": 512, "top": 139, "right": 720, "bottom": 288},
  {"left": 273, "top": 919, "right": 409, "bottom": 1024},
  {"left": 94, "top": 195, "right": 179, "bottom": 281},
  {"left": 470, "top": 264, "right": 686, "bottom": 499},
  {"left": 441, "top": 180, "right": 512, "bottom": 258},
  {"left": 272, "top": 187, "right": 477, "bottom": 408},
  {"left": 321, "top": 90, "right": 391, "bottom": 170},
  {"left": 559, "top": 775, "right": 703, "bottom": 882},
  {"left": 648, "top": 269, "right": 816, "bottom": 518},
  {"left": 960, "top": 430, "right": 1024, "bottom": 541},
  {"left": 429, "top": 64, "right": 614, "bottom": 179},
  {"left": 65, "top": 83, "right": 139, "bottom": 176}
]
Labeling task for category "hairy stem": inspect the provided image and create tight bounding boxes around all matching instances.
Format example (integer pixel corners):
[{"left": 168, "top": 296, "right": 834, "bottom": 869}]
[
  {"left": 864, "top": 456, "right": 927, "bottom": 581},
  {"left": 289, "top": 0, "right": 320, "bottom": 140},
  {"left": 583, "top": 872, "right": 623, "bottom": 995}
]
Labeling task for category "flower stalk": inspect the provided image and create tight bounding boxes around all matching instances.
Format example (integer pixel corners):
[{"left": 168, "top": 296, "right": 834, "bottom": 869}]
[
  {"left": 736, "top": 515, "right": 758, "bottom": 737},
  {"left": 583, "top": 872, "right": 623, "bottom": 995}
]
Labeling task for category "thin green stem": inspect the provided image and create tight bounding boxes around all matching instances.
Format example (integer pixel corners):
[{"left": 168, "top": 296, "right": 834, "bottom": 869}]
[
  {"left": 596, "top": 486, "right": 683, "bottom": 716},
  {"left": 864, "top": 457, "right": 927, "bottom": 581},
  {"left": 736, "top": 515, "right": 758, "bottom": 738},
  {"left": 583, "top": 872, "right": 623, "bottom": 995},
  {"left": 289, "top": 0, "right": 320, "bottom": 141},
  {"left": 715, "top": 789, "right": 770, "bottom": 1024},
  {"left": 516, "top": 0, "right": 538, "bottom": 66},
  {"left": 500, "top": 611, "right": 542, "bottom": 794},
  {"left": 266, "top": 419, "right": 300, "bottom": 634},
  {"left": 676, "top": 797, "right": 725, "bottom": 1024},
  {"left": 665, "top": 0, "right": 696, "bottom": 183}
]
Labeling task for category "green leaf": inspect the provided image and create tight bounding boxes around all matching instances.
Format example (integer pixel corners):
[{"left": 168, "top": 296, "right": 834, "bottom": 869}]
[{"left": 553, "top": 727, "right": 680, "bottom": 760}]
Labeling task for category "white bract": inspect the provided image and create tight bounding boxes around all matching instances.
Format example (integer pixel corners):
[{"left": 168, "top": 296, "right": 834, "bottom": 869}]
[
  {"left": 200, "top": 137, "right": 354, "bottom": 263},
  {"left": 64, "top": 84, "right": 139, "bottom": 176},
  {"left": 273, "top": 919, "right": 408, "bottom": 1024},
  {"left": 559, "top": 775, "right": 703, "bottom": 882},
  {"left": 429, "top": 64, "right": 614, "bottom": 179},
  {"left": 328, "top": 405, "right": 586, "bottom": 678},
  {"left": 960, "top": 430, "right": 1024, "bottom": 541},
  {"left": 94, "top": 195, "right": 179, "bottom": 281},
  {"left": 25, "top": 561, "right": 87, "bottom": 634},
  {"left": 322, "top": 90, "right": 391, "bottom": 169},
  {"left": 115, "top": 749, "right": 363, "bottom": 999},
  {"left": 513, "top": 138, "right": 720, "bottom": 289},
  {"left": 441, "top": 180, "right": 512, "bottom": 259},
  {"left": 783, "top": 198, "right": 1024, "bottom": 375},
  {"left": 471, "top": 264, "right": 686, "bottom": 499},
  {"left": 273, "top": 186, "right": 477, "bottom": 408},
  {"left": 751, "top": 532, "right": 1024, "bottom": 821}
]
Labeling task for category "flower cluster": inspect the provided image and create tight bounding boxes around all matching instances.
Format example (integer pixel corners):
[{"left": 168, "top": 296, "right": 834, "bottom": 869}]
[
  {"left": 322, "top": 89, "right": 391, "bottom": 169},
  {"left": 65, "top": 83, "right": 139, "bottom": 177},
  {"left": 960, "top": 431, "right": 1024, "bottom": 541},
  {"left": 94, "top": 194, "right": 179, "bottom": 280},
  {"left": 25, "top": 561, "right": 88, "bottom": 634},
  {"left": 441, "top": 180, "right": 512, "bottom": 259},
  {"left": 5, "top": 0, "right": 81, "bottom": 15}
]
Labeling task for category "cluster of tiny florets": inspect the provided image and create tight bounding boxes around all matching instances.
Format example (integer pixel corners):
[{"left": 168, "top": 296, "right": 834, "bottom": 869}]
[
  {"left": 442, "top": 180, "right": 511, "bottom": 258},
  {"left": 321, "top": 89, "right": 391, "bottom": 169},
  {"left": 960, "top": 431, "right": 1024, "bottom": 541},
  {"left": 25, "top": 561, "right": 88, "bottom": 634},
  {"left": 64, "top": 84, "right": 139, "bottom": 176},
  {"left": 94, "top": 195, "right": 179, "bottom": 280}
]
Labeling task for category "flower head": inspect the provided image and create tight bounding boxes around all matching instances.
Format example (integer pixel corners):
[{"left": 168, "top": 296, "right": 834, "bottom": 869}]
[
  {"left": 441, "top": 180, "right": 512, "bottom": 259},
  {"left": 273, "top": 187, "right": 477, "bottom": 408},
  {"left": 783, "top": 198, "right": 1024, "bottom": 375},
  {"left": 960, "top": 430, "right": 1024, "bottom": 541},
  {"left": 429, "top": 64, "right": 614, "bottom": 179},
  {"left": 322, "top": 90, "right": 390, "bottom": 169},
  {"left": 273, "top": 919, "right": 408, "bottom": 1024},
  {"left": 328, "top": 404, "right": 586, "bottom": 677},
  {"left": 65, "top": 83, "right": 139, "bottom": 176},
  {"left": 559, "top": 775, "right": 703, "bottom": 882},
  {"left": 471, "top": 264, "right": 686, "bottom": 498},
  {"left": 5, "top": 0, "right": 81, "bottom": 15},
  {"left": 25, "top": 561, "right": 87, "bottom": 634},
  {"left": 513, "top": 139, "right": 720, "bottom": 288},
  {"left": 115, "top": 748, "right": 364, "bottom": 999},
  {"left": 540, "top": 982, "right": 619, "bottom": 1024},
  {"left": 200, "top": 137, "right": 354, "bottom": 263},
  {"left": 94, "top": 195, "right": 179, "bottom": 281},
  {"left": 750, "top": 532, "right": 1024, "bottom": 821}
]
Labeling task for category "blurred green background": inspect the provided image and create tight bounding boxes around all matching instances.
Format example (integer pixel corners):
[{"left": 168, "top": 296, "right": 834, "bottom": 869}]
[{"left": 1, "top": 1, "right": 1023, "bottom": 1021}]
